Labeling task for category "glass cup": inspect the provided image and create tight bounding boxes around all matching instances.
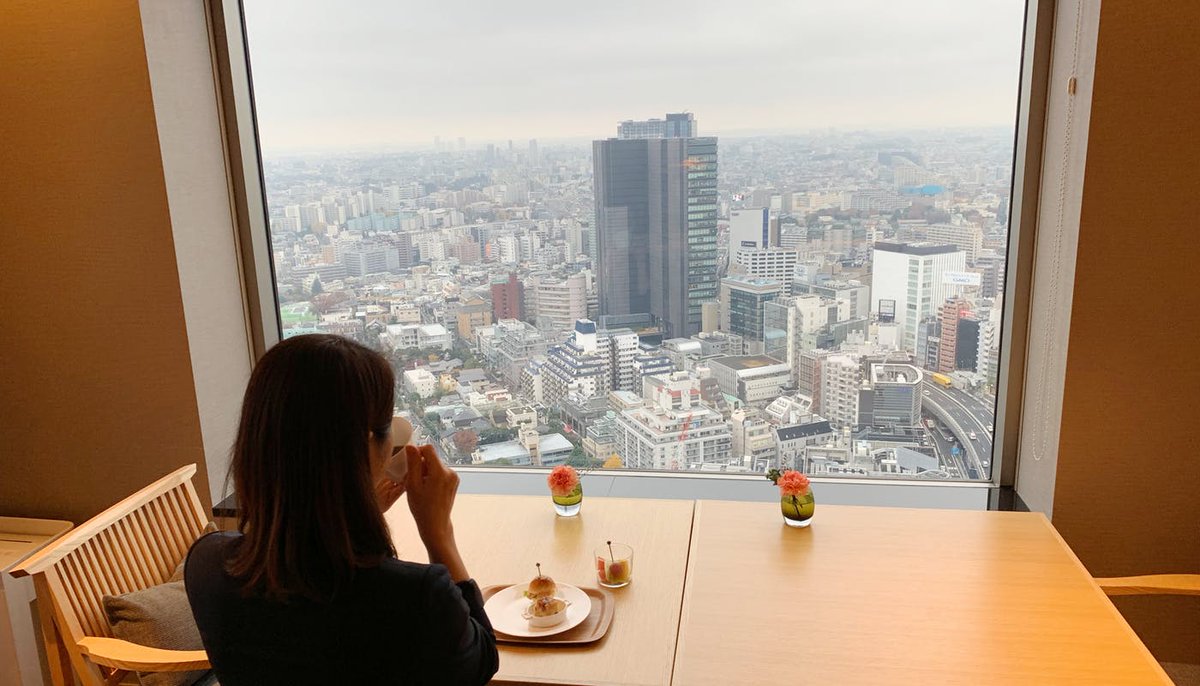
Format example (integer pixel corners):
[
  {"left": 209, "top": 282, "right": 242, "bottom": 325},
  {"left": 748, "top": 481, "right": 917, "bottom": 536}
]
[{"left": 594, "top": 542, "right": 633, "bottom": 588}]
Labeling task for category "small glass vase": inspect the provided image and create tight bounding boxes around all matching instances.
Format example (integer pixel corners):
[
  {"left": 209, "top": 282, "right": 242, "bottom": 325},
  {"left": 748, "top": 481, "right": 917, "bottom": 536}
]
[
  {"left": 781, "top": 491, "right": 815, "bottom": 528},
  {"left": 552, "top": 483, "right": 583, "bottom": 517}
]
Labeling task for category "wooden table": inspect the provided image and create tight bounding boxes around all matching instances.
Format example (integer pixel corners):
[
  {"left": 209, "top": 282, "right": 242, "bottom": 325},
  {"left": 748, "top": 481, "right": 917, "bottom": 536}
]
[
  {"left": 672, "top": 501, "right": 1170, "bottom": 685},
  {"left": 1, "top": 516, "right": 73, "bottom": 686},
  {"left": 385, "top": 495, "right": 695, "bottom": 686},
  {"left": 0, "top": 517, "right": 72, "bottom": 570}
]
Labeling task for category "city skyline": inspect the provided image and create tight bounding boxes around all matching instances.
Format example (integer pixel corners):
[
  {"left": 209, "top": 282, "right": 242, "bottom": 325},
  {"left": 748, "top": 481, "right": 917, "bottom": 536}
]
[
  {"left": 260, "top": 122, "right": 1010, "bottom": 479},
  {"left": 242, "top": 0, "right": 1025, "bottom": 152}
]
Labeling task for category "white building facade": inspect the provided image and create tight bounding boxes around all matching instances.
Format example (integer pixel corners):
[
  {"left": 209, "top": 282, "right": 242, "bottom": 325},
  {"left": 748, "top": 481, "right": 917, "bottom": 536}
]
[
  {"left": 614, "top": 373, "right": 733, "bottom": 470},
  {"left": 870, "top": 242, "right": 966, "bottom": 351}
]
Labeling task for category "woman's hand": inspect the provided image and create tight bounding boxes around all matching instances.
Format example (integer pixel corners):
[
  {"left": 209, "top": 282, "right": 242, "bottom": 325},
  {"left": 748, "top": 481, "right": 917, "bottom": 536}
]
[
  {"left": 403, "top": 444, "right": 470, "bottom": 582},
  {"left": 374, "top": 475, "right": 405, "bottom": 513},
  {"left": 403, "top": 444, "right": 459, "bottom": 543}
]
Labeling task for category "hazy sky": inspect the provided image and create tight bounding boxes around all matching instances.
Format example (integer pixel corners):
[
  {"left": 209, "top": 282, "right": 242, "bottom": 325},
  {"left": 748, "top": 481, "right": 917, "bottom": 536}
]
[{"left": 242, "top": 0, "right": 1026, "bottom": 152}]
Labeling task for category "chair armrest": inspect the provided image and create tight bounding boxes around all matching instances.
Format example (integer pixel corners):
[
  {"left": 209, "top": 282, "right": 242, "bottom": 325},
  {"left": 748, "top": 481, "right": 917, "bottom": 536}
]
[
  {"left": 1095, "top": 574, "right": 1200, "bottom": 596},
  {"left": 77, "top": 637, "right": 210, "bottom": 671}
]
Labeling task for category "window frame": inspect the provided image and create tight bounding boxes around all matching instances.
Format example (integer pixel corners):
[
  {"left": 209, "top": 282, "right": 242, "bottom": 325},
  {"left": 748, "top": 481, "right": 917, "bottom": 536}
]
[{"left": 207, "top": 0, "right": 1055, "bottom": 508}]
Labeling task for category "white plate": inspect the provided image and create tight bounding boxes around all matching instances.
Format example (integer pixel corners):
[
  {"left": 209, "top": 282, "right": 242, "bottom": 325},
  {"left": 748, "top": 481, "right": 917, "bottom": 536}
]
[{"left": 483, "top": 583, "right": 592, "bottom": 638}]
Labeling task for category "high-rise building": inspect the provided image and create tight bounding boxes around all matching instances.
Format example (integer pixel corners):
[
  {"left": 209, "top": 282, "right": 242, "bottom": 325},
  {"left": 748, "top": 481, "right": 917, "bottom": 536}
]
[
  {"left": 454, "top": 298, "right": 493, "bottom": 341},
  {"left": 719, "top": 276, "right": 783, "bottom": 348},
  {"left": 820, "top": 354, "right": 864, "bottom": 428},
  {"left": 537, "top": 320, "right": 649, "bottom": 406},
  {"left": 341, "top": 243, "right": 400, "bottom": 277},
  {"left": 485, "top": 319, "right": 550, "bottom": 386},
  {"left": 976, "top": 306, "right": 1001, "bottom": 380},
  {"left": 764, "top": 295, "right": 831, "bottom": 385},
  {"left": 490, "top": 272, "right": 524, "bottom": 321},
  {"left": 938, "top": 298, "right": 971, "bottom": 373},
  {"left": 391, "top": 232, "right": 416, "bottom": 268},
  {"left": 924, "top": 223, "right": 984, "bottom": 264},
  {"left": 870, "top": 242, "right": 966, "bottom": 351},
  {"left": 728, "top": 208, "right": 772, "bottom": 254},
  {"left": 862, "top": 363, "right": 923, "bottom": 428},
  {"left": 975, "top": 253, "right": 1006, "bottom": 299},
  {"left": 614, "top": 371, "right": 732, "bottom": 470},
  {"left": 791, "top": 279, "right": 870, "bottom": 321},
  {"left": 915, "top": 316, "right": 941, "bottom": 370},
  {"left": 450, "top": 239, "right": 482, "bottom": 264},
  {"left": 955, "top": 317, "right": 981, "bottom": 371},
  {"left": 616, "top": 112, "right": 697, "bottom": 139},
  {"left": 732, "top": 248, "right": 799, "bottom": 285},
  {"left": 541, "top": 320, "right": 612, "bottom": 406},
  {"left": 525, "top": 273, "right": 588, "bottom": 332},
  {"left": 594, "top": 114, "right": 718, "bottom": 338}
]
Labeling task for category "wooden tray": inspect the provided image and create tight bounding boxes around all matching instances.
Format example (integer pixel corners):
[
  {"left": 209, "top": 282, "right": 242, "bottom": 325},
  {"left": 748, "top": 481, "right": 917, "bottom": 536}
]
[{"left": 481, "top": 585, "right": 614, "bottom": 645}]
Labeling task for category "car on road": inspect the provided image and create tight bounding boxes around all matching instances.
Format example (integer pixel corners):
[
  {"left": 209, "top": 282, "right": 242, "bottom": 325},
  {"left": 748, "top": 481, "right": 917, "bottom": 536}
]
[
  {"left": 923, "top": 389, "right": 930, "bottom": 396},
  {"left": 968, "top": 431, "right": 977, "bottom": 440}
]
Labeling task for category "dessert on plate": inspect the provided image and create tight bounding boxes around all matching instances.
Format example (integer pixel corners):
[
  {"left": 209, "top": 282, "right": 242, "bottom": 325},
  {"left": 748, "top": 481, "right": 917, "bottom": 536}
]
[
  {"left": 524, "top": 562, "right": 557, "bottom": 599},
  {"left": 520, "top": 563, "right": 570, "bottom": 627},
  {"left": 523, "top": 595, "right": 569, "bottom": 628}
]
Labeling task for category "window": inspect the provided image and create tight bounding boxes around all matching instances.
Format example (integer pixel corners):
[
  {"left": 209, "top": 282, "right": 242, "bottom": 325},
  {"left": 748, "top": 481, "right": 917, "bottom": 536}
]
[{"left": 237, "top": 0, "right": 1029, "bottom": 484}]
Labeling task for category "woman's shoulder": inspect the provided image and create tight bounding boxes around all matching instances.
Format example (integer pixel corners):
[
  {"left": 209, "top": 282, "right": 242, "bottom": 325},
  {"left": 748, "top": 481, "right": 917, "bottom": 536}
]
[
  {"left": 375, "top": 557, "right": 447, "bottom": 586},
  {"left": 188, "top": 529, "right": 240, "bottom": 558},
  {"left": 185, "top": 530, "right": 239, "bottom": 577}
]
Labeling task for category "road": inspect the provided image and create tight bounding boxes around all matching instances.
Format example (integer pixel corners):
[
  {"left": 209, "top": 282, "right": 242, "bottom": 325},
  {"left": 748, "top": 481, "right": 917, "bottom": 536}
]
[
  {"left": 921, "top": 381, "right": 995, "bottom": 479},
  {"left": 926, "top": 422, "right": 969, "bottom": 478}
]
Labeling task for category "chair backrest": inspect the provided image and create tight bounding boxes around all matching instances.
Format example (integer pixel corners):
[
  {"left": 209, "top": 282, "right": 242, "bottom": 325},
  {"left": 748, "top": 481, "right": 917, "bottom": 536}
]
[
  {"left": 1095, "top": 574, "right": 1200, "bottom": 597},
  {"left": 11, "top": 464, "right": 209, "bottom": 682}
]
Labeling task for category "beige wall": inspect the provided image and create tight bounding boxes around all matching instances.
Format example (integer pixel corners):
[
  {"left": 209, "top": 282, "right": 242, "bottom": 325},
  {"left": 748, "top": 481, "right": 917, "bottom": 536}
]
[
  {"left": 0, "top": 0, "right": 211, "bottom": 524},
  {"left": 1052, "top": 0, "right": 1200, "bottom": 664}
]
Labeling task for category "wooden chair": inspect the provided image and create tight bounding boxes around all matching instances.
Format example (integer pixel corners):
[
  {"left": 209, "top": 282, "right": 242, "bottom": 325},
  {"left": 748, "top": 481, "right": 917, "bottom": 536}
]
[
  {"left": 1095, "top": 574, "right": 1200, "bottom": 596},
  {"left": 10, "top": 464, "right": 212, "bottom": 686},
  {"left": 1096, "top": 573, "right": 1200, "bottom": 684}
]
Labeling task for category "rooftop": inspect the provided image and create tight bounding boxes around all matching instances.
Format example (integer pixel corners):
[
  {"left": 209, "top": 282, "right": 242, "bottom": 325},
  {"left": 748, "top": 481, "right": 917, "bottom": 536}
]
[
  {"left": 721, "top": 275, "right": 782, "bottom": 290},
  {"left": 709, "top": 355, "right": 788, "bottom": 372},
  {"left": 874, "top": 241, "right": 962, "bottom": 256},
  {"left": 775, "top": 421, "right": 835, "bottom": 442},
  {"left": 473, "top": 433, "right": 575, "bottom": 464}
]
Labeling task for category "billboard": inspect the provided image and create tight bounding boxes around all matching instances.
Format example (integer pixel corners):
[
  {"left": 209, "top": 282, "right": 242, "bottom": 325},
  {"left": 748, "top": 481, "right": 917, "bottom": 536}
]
[
  {"left": 878, "top": 299, "right": 896, "bottom": 323},
  {"left": 942, "top": 271, "right": 982, "bottom": 286}
]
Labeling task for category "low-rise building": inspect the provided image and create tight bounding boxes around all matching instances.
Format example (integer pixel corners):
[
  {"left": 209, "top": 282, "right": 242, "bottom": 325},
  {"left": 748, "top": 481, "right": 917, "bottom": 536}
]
[
  {"left": 402, "top": 368, "right": 438, "bottom": 398},
  {"left": 471, "top": 433, "right": 574, "bottom": 466},
  {"left": 583, "top": 412, "right": 619, "bottom": 463},
  {"left": 731, "top": 409, "right": 778, "bottom": 472},
  {"left": 707, "top": 355, "right": 792, "bottom": 406},
  {"left": 775, "top": 420, "right": 837, "bottom": 470}
]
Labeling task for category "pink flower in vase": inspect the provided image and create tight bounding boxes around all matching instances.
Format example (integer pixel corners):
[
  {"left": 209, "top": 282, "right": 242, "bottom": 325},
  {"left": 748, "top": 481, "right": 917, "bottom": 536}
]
[
  {"left": 777, "top": 470, "right": 810, "bottom": 497},
  {"left": 547, "top": 465, "right": 580, "bottom": 497}
]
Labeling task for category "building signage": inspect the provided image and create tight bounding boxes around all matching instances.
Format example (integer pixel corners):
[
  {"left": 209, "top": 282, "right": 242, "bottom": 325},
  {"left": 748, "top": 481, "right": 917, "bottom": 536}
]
[{"left": 943, "top": 271, "right": 982, "bottom": 286}]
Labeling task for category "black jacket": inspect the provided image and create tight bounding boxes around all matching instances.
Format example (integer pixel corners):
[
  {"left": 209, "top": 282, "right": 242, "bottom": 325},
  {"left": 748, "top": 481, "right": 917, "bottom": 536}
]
[{"left": 185, "top": 531, "right": 498, "bottom": 685}]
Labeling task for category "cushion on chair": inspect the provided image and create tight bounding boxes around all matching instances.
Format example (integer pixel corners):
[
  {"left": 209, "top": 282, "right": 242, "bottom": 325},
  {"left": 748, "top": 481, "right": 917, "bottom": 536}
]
[{"left": 101, "top": 522, "right": 218, "bottom": 686}]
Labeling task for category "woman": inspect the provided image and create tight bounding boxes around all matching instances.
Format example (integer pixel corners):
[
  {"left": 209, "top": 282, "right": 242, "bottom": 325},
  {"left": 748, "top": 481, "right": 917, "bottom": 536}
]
[{"left": 186, "top": 334, "right": 498, "bottom": 685}]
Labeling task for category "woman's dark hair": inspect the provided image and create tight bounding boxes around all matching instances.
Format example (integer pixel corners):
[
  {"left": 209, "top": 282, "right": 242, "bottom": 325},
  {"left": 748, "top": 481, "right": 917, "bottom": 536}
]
[{"left": 228, "top": 334, "right": 396, "bottom": 601}]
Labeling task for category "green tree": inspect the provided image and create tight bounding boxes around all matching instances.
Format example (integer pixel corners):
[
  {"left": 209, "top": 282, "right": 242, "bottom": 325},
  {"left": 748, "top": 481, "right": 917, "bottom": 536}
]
[
  {"left": 479, "top": 427, "right": 516, "bottom": 445},
  {"left": 422, "top": 412, "right": 441, "bottom": 437},
  {"left": 565, "top": 446, "right": 602, "bottom": 469}
]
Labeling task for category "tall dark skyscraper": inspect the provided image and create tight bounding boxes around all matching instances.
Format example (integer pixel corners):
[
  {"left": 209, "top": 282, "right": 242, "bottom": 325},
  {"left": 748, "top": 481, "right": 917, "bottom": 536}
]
[{"left": 594, "top": 113, "right": 718, "bottom": 338}]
